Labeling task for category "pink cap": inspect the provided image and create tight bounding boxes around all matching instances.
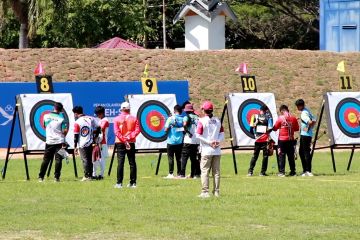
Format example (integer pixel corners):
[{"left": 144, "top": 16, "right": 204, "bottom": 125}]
[
  {"left": 201, "top": 101, "right": 213, "bottom": 111},
  {"left": 184, "top": 104, "right": 194, "bottom": 112}
]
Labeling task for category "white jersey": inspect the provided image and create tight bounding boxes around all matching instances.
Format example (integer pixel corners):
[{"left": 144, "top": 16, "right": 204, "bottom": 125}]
[
  {"left": 196, "top": 115, "right": 224, "bottom": 156},
  {"left": 74, "top": 115, "right": 99, "bottom": 148},
  {"left": 44, "top": 112, "right": 68, "bottom": 145},
  {"left": 183, "top": 113, "right": 200, "bottom": 144}
]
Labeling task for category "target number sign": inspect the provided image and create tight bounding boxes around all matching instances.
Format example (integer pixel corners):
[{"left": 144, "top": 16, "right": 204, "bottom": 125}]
[
  {"left": 137, "top": 100, "right": 170, "bottom": 142},
  {"left": 238, "top": 99, "right": 271, "bottom": 139},
  {"left": 141, "top": 78, "right": 158, "bottom": 94},
  {"left": 339, "top": 75, "right": 353, "bottom": 90},
  {"left": 335, "top": 98, "right": 360, "bottom": 138},
  {"left": 241, "top": 76, "right": 257, "bottom": 92},
  {"left": 36, "top": 75, "right": 54, "bottom": 93}
]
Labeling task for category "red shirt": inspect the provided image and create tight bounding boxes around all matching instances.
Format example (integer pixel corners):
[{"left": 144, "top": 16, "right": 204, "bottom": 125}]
[
  {"left": 113, "top": 112, "right": 140, "bottom": 143},
  {"left": 272, "top": 112, "right": 299, "bottom": 141}
]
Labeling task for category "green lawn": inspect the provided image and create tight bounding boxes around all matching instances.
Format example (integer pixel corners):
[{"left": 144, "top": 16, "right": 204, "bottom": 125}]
[{"left": 0, "top": 151, "right": 359, "bottom": 239}]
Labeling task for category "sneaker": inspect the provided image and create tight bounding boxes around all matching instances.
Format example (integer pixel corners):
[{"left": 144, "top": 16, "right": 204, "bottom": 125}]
[
  {"left": 277, "top": 173, "right": 285, "bottom": 177},
  {"left": 289, "top": 172, "right": 296, "bottom": 177},
  {"left": 301, "top": 172, "right": 307, "bottom": 177},
  {"left": 92, "top": 175, "right": 98, "bottom": 180},
  {"left": 194, "top": 175, "right": 201, "bottom": 179},
  {"left": 247, "top": 172, "right": 253, "bottom": 177},
  {"left": 176, "top": 175, "right": 186, "bottom": 179},
  {"left": 81, "top": 177, "right": 91, "bottom": 182},
  {"left": 97, "top": 175, "right": 104, "bottom": 180},
  {"left": 127, "top": 183, "right": 137, "bottom": 188},
  {"left": 306, "top": 172, "right": 314, "bottom": 177},
  {"left": 198, "top": 192, "right": 211, "bottom": 198},
  {"left": 114, "top": 183, "right": 123, "bottom": 189},
  {"left": 259, "top": 173, "right": 268, "bottom": 177},
  {"left": 214, "top": 191, "right": 220, "bottom": 197},
  {"left": 164, "top": 173, "right": 175, "bottom": 179},
  {"left": 38, "top": 177, "right": 44, "bottom": 182},
  {"left": 54, "top": 178, "right": 60, "bottom": 182}
]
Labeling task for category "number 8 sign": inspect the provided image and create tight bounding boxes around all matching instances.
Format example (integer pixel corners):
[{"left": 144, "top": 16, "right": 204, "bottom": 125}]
[
  {"left": 35, "top": 75, "right": 54, "bottom": 93},
  {"left": 141, "top": 78, "right": 158, "bottom": 94}
]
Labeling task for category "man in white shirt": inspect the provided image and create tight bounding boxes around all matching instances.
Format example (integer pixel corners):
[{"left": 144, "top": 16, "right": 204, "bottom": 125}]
[
  {"left": 38, "top": 102, "right": 68, "bottom": 182},
  {"left": 196, "top": 101, "right": 224, "bottom": 198},
  {"left": 73, "top": 106, "right": 100, "bottom": 181}
]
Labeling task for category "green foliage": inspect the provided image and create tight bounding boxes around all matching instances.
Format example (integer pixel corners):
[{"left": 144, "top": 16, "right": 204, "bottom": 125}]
[
  {"left": 0, "top": 152, "right": 359, "bottom": 239},
  {"left": 0, "top": 0, "right": 320, "bottom": 49},
  {"left": 227, "top": 0, "right": 319, "bottom": 49},
  {"left": 0, "top": 9, "right": 19, "bottom": 48}
]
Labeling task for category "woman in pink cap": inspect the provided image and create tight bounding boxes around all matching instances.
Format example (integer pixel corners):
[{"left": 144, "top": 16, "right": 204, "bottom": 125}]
[{"left": 196, "top": 101, "right": 224, "bottom": 198}]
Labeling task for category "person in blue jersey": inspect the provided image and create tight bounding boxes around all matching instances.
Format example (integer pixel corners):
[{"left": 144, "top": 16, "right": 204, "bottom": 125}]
[
  {"left": 295, "top": 99, "right": 316, "bottom": 177},
  {"left": 164, "top": 105, "right": 184, "bottom": 178},
  {"left": 38, "top": 102, "right": 68, "bottom": 182}
]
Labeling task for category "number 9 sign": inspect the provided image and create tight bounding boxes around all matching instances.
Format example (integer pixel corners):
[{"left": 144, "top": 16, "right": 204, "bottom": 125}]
[{"left": 141, "top": 78, "right": 158, "bottom": 94}]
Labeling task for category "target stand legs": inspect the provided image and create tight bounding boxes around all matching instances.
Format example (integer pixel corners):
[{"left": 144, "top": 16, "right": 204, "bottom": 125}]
[
  {"left": 108, "top": 144, "right": 118, "bottom": 176},
  {"left": 330, "top": 146, "right": 337, "bottom": 173},
  {"left": 155, "top": 152, "right": 162, "bottom": 175},
  {"left": 347, "top": 146, "right": 355, "bottom": 171}
]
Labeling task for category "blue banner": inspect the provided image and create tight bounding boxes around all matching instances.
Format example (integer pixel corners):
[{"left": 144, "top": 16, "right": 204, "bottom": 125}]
[{"left": 0, "top": 81, "right": 189, "bottom": 147}]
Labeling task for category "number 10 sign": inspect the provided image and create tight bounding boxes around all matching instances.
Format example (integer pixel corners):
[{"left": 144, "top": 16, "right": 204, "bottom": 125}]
[
  {"left": 241, "top": 76, "right": 257, "bottom": 93},
  {"left": 141, "top": 78, "right": 158, "bottom": 94}
]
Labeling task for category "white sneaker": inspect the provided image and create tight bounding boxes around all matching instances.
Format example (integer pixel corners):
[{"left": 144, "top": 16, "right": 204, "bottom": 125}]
[
  {"left": 214, "top": 191, "right": 220, "bottom": 197},
  {"left": 198, "top": 192, "right": 211, "bottom": 198},
  {"left": 164, "top": 174, "right": 175, "bottom": 179},
  {"left": 301, "top": 172, "right": 307, "bottom": 177},
  {"left": 127, "top": 183, "right": 137, "bottom": 188},
  {"left": 306, "top": 172, "right": 314, "bottom": 177},
  {"left": 277, "top": 173, "right": 285, "bottom": 177},
  {"left": 81, "top": 177, "right": 91, "bottom": 182},
  {"left": 114, "top": 183, "right": 123, "bottom": 189}
]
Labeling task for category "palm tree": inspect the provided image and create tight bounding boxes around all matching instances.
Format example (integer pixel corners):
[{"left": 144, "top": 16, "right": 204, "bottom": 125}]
[{"left": 1, "top": 0, "right": 66, "bottom": 48}]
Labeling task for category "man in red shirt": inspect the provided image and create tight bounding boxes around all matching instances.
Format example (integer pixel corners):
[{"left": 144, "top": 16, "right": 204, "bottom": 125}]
[
  {"left": 272, "top": 105, "right": 299, "bottom": 177},
  {"left": 113, "top": 102, "right": 140, "bottom": 188}
]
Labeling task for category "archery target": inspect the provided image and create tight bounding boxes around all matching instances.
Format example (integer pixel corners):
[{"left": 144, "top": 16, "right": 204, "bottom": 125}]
[
  {"left": 17, "top": 94, "right": 75, "bottom": 151},
  {"left": 325, "top": 92, "right": 360, "bottom": 145},
  {"left": 227, "top": 93, "right": 278, "bottom": 147},
  {"left": 29, "top": 100, "right": 70, "bottom": 142},
  {"left": 137, "top": 100, "right": 171, "bottom": 143},
  {"left": 128, "top": 94, "right": 176, "bottom": 149}
]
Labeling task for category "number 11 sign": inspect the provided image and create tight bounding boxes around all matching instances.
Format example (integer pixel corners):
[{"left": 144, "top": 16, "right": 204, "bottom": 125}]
[
  {"left": 241, "top": 76, "right": 257, "bottom": 93},
  {"left": 141, "top": 78, "right": 158, "bottom": 94}
]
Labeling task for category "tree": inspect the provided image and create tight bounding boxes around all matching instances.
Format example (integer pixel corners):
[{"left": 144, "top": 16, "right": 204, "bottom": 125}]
[
  {"left": 0, "top": 0, "right": 66, "bottom": 48},
  {"left": 227, "top": 0, "right": 319, "bottom": 49}
]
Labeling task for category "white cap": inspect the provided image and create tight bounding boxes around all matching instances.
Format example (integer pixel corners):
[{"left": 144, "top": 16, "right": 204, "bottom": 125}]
[{"left": 121, "top": 102, "right": 130, "bottom": 110}]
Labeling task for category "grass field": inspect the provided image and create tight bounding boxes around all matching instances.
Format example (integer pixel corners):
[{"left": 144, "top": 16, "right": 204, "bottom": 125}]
[{"left": 0, "top": 151, "right": 359, "bottom": 240}]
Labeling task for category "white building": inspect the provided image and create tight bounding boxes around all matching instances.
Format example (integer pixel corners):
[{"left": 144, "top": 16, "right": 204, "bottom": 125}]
[{"left": 173, "top": 0, "right": 237, "bottom": 51}]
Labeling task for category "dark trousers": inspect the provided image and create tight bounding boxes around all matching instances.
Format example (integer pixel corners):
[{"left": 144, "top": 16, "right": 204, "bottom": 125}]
[
  {"left": 278, "top": 140, "right": 296, "bottom": 174},
  {"left": 79, "top": 145, "right": 93, "bottom": 178},
  {"left": 299, "top": 136, "right": 312, "bottom": 173},
  {"left": 117, "top": 143, "right": 137, "bottom": 184},
  {"left": 180, "top": 144, "right": 200, "bottom": 177},
  {"left": 39, "top": 143, "right": 63, "bottom": 179},
  {"left": 167, "top": 143, "right": 183, "bottom": 175},
  {"left": 248, "top": 141, "right": 269, "bottom": 174}
]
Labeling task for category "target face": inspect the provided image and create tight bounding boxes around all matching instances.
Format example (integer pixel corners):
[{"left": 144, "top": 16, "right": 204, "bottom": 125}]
[
  {"left": 137, "top": 100, "right": 171, "bottom": 142},
  {"left": 238, "top": 99, "right": 272, "bottom": 139},
  {"left": 29, "top": 100, "right": 70, "bottom": 142},
  {"left": 335, "top": 98, "right": 360, "bottom": 138}
]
